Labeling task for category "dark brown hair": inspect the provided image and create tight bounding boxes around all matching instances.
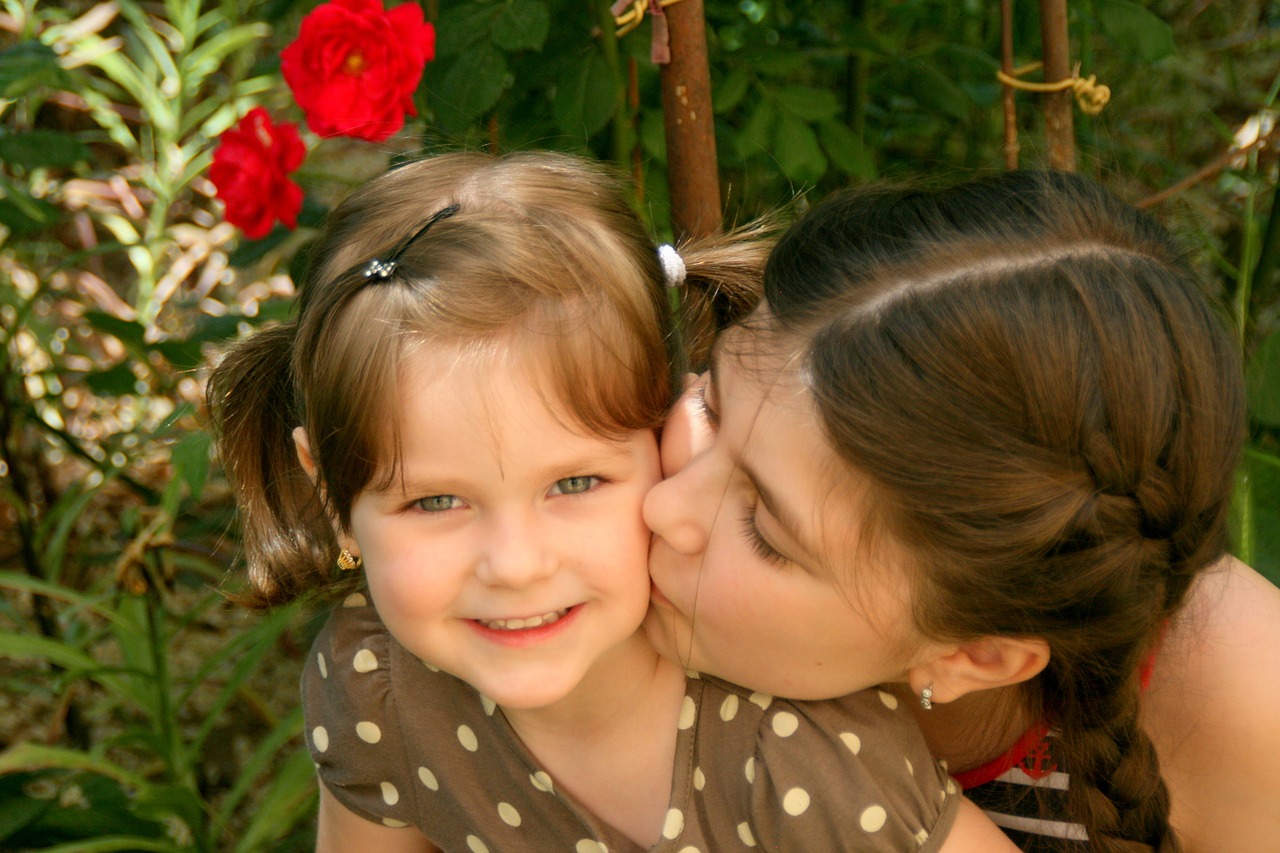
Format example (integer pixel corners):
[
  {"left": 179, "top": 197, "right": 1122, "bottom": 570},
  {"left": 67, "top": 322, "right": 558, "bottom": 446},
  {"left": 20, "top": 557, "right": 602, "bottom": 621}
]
[
  {"left": 759, "top": 171, "right": 1244, "bottom": 852},
  {"left": 208, "top": 151, "right": 769, "bottom": 606}
]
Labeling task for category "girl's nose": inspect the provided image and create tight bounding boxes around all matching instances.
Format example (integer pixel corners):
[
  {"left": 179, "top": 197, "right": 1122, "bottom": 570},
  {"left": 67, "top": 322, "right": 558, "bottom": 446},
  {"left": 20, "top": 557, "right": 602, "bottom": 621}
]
[
  {"left": 643, "top": 458, "right": 714, "bottom": 557},
  {"left": 477, "top": 512, "right": 554, "bottom": 588}
]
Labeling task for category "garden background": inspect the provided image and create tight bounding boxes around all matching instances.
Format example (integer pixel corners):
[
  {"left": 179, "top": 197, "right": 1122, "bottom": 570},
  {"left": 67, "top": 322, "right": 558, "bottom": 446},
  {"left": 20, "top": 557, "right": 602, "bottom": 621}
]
[{"left": 1, "top": 0, "right": 1277, "bottom": 850}]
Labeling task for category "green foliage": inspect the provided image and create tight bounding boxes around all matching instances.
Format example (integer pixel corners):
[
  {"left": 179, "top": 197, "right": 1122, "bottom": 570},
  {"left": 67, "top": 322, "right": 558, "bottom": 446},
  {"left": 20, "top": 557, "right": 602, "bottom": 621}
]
[{"left": 1, "top": 1, "right": 1277, "bottom": 849}]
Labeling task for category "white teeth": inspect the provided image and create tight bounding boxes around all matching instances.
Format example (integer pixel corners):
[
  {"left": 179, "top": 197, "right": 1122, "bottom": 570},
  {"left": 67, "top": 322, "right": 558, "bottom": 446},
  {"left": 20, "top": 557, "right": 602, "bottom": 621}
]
[{"left": 478, "top": 608, "right": 569, "bottom": 631}]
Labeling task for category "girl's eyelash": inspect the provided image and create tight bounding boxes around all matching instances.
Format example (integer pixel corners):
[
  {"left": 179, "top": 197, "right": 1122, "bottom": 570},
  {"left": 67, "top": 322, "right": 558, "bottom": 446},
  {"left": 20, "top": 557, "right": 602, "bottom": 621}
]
[
  {"left": 694, "top": 383, "right": 719, "bottom": 427},
  {"left": 740, "top": 505, "right": 787, "bottom": 566}
]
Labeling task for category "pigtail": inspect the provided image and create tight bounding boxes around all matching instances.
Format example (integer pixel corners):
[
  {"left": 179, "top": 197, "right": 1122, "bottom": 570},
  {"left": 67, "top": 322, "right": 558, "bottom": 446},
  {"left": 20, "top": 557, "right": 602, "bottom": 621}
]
[
  {"left": 674, "top": 217, "right": 778, "bottom": 371},
  {"left": 206, "top": 322, "right": 338, "bottom": 607}
]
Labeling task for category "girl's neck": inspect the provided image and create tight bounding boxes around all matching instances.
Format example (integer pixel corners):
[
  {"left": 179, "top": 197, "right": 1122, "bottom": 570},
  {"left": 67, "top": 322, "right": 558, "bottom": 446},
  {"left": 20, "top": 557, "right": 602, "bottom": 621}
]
[
  {"left": 889, "top": 682, "right": 1034, "bottom": 773},
  {"left": 501, "top": 630, "right": 688, "bottom": 848}
]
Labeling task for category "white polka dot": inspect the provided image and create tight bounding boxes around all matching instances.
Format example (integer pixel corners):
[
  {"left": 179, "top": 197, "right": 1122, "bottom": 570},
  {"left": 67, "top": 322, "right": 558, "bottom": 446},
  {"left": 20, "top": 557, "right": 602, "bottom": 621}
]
[
  {"left": 480, "top": 694, "right": 496, "bottom": 715},
  {"left": 466, "top": 836, "right": 489, "bottom": 853},
  {"left": 771, "top": 711, "right": 799, "bottom": 737},
  {"left": 748, "top": 692, "right": 773, "bottom": 710},
  {"left": 317, "top": 653, "right": 328, "bottom": 679},
  {"left": 382, "top": 817, "right": 408, "bottom": 827},
  {"left": 342, "top": 592, "right": 367, "bottom": 607},
  {"left": 840, "top": 732, "right": 861, "bottom": 754},
  {"left": 914, "top": 828, "right": 930, "bottom": 845},
  {"left": 744, "top": 756, "right": 755, "bottom": 783},
  {"left": 498, "top": 802, "right": 521, "bottom": 827},
  {"left": 860, "top": 805, "right": 887, "bottom": 832},
  {"left": 877, "top": 690, "right": 898, "bottom": 710},
  {"left": 938, "top": 759, "right": 949, "bottom": 771},
  {"left": 905, "top": 757, "right": 914, "bottom": 776},
  {"left": 312, "top": 726, "right": 329, "bottom": 753},
  {"left": 783, "top": 788, "right": 810, "bottom": 816},
  {"left": 946, "top": 778, "right": 957, "bottom": 794},
  {"left": 423, "top": 661, "right": 440, "bottom": 672},
  {"left": 457, "top": 724, "right": 478, "bottom": 752},
  {"left": 737, "top": 822, "right": 757, "bottom": 846},
  {"left": 353, "top": 649, "right": 378, "bottom": 673},
  {"left": 686, "top": 669, "right": 701, "bottom": 679},
  {"left": 662, "top": 808, "right": 685, "bottom": 839},
  {"left": 678, "top": 695, "right": 697, "bottom": 730},
  {"left": 677, "top": 847, "right": 700, "bottom": 853},
  {"left": 720, "top": 694, "right": 739, "bottom": 721},
  {"left": 380, "top": 781, "right": 399, "bottom": 805},
  {"left": 530, "top": 770, "right": 553, "bottom": 792},
  {"left": 693, "top": 767, "right": 705, "bottom": 790},
  {"left": 418, "top": 766, "right": 439, "bottom": 790},
  {"left": 576, "top": 842, "right": 608, "bottom": 853},
  {"left": 356, "top": 721, "right": 381, "bottom": 743}
]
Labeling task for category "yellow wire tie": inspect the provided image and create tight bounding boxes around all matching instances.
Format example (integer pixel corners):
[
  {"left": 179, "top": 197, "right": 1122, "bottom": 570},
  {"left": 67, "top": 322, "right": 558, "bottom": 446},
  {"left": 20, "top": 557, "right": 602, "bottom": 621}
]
[
  {"left": 613, "top": 0, "right": 685, "bottom": 37},
  {"left": 996, "top": 61, "right": 1111, "bottom": 116}
]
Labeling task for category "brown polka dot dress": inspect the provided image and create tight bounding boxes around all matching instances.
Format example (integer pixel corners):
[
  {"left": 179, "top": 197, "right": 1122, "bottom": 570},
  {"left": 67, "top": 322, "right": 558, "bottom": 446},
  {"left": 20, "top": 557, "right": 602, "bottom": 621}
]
[{"left": 303, "top": 599, "right": 961, "bottom": 851}]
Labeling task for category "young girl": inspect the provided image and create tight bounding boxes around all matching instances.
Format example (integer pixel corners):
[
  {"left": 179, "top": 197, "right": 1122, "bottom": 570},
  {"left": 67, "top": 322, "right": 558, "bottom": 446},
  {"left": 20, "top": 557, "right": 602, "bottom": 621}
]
[
  {"left": 644, "top": 171, "right": 1278, "bottom": 852},
  {"left": 207, "top": 151, "right": 1012, "bottom": 852}
]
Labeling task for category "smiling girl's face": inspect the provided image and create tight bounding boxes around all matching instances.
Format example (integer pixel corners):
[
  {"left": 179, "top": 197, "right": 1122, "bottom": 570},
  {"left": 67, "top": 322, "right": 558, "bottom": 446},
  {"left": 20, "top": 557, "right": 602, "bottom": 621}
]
[
  {"left": 338, "top": 342, "right": 661, "bottom": 712},
  {"left": 642, "top": 323, "right": 933, "bottom": 700}
]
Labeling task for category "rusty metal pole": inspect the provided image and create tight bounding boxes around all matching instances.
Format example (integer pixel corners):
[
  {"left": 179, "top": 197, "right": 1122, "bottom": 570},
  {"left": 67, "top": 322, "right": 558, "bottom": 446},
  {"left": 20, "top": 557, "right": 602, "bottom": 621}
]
[
  {"left": 1039, "top": 0, "right": 1075, "bottom": 171},
  {"left": 660, "top": 0, "right": 722, "bottom": 238},
  {"left": 1000, "top": 0, "right": 1018, "bottom": 169}
]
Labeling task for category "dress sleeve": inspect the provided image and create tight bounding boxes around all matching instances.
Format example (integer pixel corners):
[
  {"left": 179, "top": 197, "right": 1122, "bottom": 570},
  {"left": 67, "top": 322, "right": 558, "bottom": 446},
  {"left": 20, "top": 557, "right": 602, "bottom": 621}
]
[
  {"left": 301, "top": 595, "right": 415, "bottom": 829},
  {"left": 746, "top": 688, "right": 961, "bottom": 852}
]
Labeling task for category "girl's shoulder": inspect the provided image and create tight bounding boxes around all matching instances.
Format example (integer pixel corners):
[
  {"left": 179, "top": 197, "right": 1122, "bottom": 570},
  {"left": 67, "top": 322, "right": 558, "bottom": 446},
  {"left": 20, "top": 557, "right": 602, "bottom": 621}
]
[
  {"left": 1143, "top": 557, "right": 1280, "bottom": 852},
  {"left": 689, "top": 676, "right": 962, "bottom": 851},
  {"left": 299, "top": 598, "right": 489, "bottom": 831}
]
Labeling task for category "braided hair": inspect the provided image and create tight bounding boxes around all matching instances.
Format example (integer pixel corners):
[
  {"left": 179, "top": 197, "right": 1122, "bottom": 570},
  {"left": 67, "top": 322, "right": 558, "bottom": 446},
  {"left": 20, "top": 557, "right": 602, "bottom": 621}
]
[{"left": 761, "top": 171, "right": 1244, "bottom": 851}]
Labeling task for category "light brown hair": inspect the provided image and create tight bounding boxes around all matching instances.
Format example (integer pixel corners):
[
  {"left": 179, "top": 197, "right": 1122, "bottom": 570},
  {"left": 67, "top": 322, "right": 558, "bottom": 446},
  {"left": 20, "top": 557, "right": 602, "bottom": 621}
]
[
  {"left": 757, "top": 171, "right": 1244, "bottom": 852},
  {"left": 208, "top": 151, "right": 769, "bottom": 605}
]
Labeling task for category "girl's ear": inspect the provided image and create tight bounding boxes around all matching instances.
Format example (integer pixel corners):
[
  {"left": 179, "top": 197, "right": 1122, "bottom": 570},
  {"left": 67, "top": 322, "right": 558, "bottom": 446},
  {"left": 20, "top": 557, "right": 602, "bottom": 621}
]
[
  {"left": 293, "top": 427, "right": 318, "bottom": 481},
  {"left": 908, "top": 637, "right": 1050, "bottom": 705}
]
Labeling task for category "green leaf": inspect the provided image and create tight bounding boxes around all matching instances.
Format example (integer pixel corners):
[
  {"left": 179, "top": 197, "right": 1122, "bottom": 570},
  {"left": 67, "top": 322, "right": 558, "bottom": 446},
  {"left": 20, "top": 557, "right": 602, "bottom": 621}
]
[
  {"left": 151, "top": 339, "right": 204, "bottom": 370},
  {"left": 0, "top": 191, "right": 60, "bottom": 235},
  {"left": 774, "top": 114, "right": 827, "bottom": 184},
  {"left": 1095, "top": 0, "right": 1175, "bottom": 62},
  {"left": 1247, "top": 329, "right": 1280, "bottom": 426},
  {"left": 84, "top": 311, "right": 148, "bottom": 350},
  {"left": 776, "top": 86, "right": 840, "bottom": 121},
  {"left": 736, "top": 99, "right": 777, "bottom": 159},
  {"left": 85, "top": 363, "right": 139, "bottom": 397},
  {"left": 432, "top": 45, "right": 509, "bottom": 129},
  {"left": 435, "top": 2, "right": 496, "bottom": 58},
  {"left": 713, "top": 68, "right": 750, "bottom": 115},
  {"left": 492, "top": 0, "right": 550, "bottom": 52},
  {"left": 554, "top": 51, "right": 619, "bottom": 138},
  {"left": 818, "top": 119, "right": 874, "bottom": 179},
  {"left": 170, "top": 431, "right": 211, "bottom": 502},
  {"left": 0, "top": 131, "right": 90, "bottom": 169},
  {"left": 232, "top": 748, "right": 319, "bottom": 853},
  {"left": 0, "top": 41, "right": 68, "bottom": 98},
  {"left": 181, "top": 22, "right": 270, "bottom": 95}
]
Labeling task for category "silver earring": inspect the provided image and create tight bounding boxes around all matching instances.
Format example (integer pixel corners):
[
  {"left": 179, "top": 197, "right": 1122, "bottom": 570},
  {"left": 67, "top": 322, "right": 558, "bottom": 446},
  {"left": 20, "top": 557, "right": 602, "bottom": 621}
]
[
  {"left": 919, "top": 684, "right": 933, "bottom": 710},
  {"left": 336, "top": 549, "right": 363, "bottom": 571}
]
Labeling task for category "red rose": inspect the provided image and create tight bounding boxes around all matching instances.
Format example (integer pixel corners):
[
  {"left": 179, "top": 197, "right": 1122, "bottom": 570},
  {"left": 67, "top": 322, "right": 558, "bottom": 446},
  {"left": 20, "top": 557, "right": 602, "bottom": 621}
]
[
  {"left": 209, "top": 108, "right": 306, "bottom": 240},
  {"left": 281, "top": 0, "right": 436, "bottom": 142}
]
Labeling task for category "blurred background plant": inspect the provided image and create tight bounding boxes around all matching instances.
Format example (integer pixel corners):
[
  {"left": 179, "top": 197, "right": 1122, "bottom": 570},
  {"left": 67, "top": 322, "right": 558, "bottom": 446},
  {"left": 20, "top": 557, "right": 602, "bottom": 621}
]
[{"left": 0, "top": 0, "right": 1276, "bottom": 850}]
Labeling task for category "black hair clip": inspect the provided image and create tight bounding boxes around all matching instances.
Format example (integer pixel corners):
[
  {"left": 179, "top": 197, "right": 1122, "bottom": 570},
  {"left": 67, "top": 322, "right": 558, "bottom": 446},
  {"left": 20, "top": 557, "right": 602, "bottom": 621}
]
[{"left": 362, "top": 203, "right": 461, "bottom": 282}]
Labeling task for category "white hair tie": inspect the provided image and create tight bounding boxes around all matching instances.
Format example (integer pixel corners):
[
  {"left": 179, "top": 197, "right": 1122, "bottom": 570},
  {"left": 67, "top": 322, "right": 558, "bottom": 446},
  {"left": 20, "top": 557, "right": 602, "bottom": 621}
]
[{"left": 657, "top": 243, "right": 686, "bottom": 288}]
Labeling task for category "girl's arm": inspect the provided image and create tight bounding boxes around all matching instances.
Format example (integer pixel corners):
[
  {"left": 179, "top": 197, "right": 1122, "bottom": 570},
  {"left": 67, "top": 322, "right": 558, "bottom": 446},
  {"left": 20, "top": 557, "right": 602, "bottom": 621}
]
[
  {"left": 316, "top": 783, "right": 440, "bottom": 853},
  {"left": 938, "top": 797, "right": 1019, "bottom": 852}
]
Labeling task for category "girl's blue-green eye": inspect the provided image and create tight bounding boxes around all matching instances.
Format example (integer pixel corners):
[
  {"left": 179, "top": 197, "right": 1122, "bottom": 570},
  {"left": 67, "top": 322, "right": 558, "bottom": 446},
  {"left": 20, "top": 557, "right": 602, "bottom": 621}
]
[
  {"left": 550, "top": 475, "right": 598, "bottom": 496},
  {"left": 417, "top": 494, "right": 464, "bottom": 512}
]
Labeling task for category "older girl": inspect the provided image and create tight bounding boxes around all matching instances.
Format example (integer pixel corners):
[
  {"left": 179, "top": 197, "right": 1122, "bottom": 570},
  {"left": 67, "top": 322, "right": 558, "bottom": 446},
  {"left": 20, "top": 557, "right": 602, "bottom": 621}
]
[{"left": 645, "top": 171, "right": 1280, "bottom": 852}]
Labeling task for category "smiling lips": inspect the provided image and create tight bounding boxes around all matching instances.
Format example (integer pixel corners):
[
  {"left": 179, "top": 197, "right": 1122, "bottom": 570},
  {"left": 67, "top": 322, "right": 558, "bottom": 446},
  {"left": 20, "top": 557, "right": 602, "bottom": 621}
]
[{"left": 475, "top": 607, "right": 571, "bottom": 631}]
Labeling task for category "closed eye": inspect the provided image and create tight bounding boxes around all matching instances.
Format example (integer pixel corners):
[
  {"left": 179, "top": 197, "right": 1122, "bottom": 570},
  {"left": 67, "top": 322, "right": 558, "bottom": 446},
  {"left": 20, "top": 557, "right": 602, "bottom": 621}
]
[
  {"left": 694, "top": 382, "right": 719, "bottom": 430},
  {"left": 740, "top": 504, "right": 787, "bottom": 566}
]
